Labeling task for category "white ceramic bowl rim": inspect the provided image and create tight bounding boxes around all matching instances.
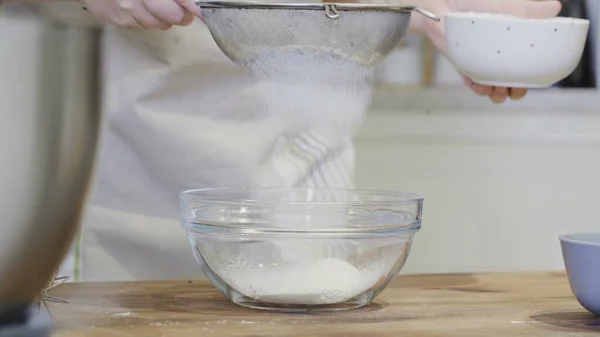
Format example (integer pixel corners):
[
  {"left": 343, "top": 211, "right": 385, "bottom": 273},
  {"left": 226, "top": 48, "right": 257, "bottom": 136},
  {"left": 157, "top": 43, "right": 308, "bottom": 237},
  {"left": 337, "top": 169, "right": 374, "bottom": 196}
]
[
  {"left": 559, "top": 233, "right": 600, "bottom": 246},
  {"left": 444, "top": 12, "right": 590, "bottom": 25}
]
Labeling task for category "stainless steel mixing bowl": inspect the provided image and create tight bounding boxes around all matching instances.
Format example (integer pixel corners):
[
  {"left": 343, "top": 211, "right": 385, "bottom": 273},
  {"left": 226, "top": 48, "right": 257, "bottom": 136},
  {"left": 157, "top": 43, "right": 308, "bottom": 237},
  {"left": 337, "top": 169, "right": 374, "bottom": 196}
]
[{"left": 0, "top": 19, "right": 101, "bottom": 318}]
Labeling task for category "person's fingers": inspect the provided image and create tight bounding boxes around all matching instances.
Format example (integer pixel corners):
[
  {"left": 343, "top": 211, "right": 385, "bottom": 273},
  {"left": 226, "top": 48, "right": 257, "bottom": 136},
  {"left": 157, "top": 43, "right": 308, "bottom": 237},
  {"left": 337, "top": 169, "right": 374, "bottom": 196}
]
[
  {"left": 493, "top": 86, "right": 508, "bottom": 96},
  {"left": 470, "top": 83, "right": 490, "bottom": 96},
  {"left": 463, "top": 77, "right": 528, "bottom": 103},
  {"left": 119, "top": 17, "right": 144, "bottom": 29},
  {"left": 489, "top": 86, "right": 509, "bottom": 103},
  {"left": 470, "top": 86, "right": 487, "bottom": 96},
  {"left": 462, "top": 75, "right": 493, "bottom": 96},
  {"left": 489, "top": 94, "right": 507, "bottom": 104},
  {"left": 143, "top": 0, "right": 193, "bottom": 25},
  {"left": 509, "top": 88, "right": 528, "bottom": 100},
  {"left": 175, "top": 0, "right": 203, "bottom": 19},
  {"left": 180, "top": 11, "right": 196, "bottom": 26},
  {"left": 474, "top": 84, "right": 493, "bottom": 96},
  {"left": 110, "top": 13, "right": 143, "bottom": 28},
  {"left": 461, "top": 74, "right": 478, "bottom": 88},
  {"left": 128, "top": 0, "right": 171, "bottom": 29},
  {"left": 455, "top": 0, "right": 562, "bottom": 20},
  {"left": 134, "top": 11, "right": 172, "bottom": 29},
  {"left": 131, "top": 16, "right": 147, "bottom": 28},
  {"left": 461, "top": 74, "right": 476, "bottom": 88}
]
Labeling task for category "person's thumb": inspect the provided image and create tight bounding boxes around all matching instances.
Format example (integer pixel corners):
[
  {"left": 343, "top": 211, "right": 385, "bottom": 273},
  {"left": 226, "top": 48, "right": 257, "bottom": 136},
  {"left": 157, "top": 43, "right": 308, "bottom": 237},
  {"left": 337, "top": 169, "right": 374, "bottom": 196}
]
[
  {"left": 176, "top": 0, "right": 204, "bottom": 19},
  {"left": 456, "top": 0, "right": 562, "bottom": 20}
]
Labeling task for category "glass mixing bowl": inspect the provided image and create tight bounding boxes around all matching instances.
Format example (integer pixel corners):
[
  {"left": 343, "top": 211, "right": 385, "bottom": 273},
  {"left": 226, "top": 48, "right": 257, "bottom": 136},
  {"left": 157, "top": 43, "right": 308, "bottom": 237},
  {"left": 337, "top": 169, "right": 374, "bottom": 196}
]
[{"left": 180, "top": 188, "right": 423, "bottom": 312}]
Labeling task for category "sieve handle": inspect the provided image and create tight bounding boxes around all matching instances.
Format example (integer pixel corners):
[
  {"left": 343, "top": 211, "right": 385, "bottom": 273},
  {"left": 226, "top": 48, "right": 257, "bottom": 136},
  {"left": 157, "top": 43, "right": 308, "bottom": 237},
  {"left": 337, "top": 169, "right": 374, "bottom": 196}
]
[
  {"left": 324, "top": 4, "right": 340, "bottom": 19},
  {"left": 414, "top": 7, "right": 440, "bottom": 22}
]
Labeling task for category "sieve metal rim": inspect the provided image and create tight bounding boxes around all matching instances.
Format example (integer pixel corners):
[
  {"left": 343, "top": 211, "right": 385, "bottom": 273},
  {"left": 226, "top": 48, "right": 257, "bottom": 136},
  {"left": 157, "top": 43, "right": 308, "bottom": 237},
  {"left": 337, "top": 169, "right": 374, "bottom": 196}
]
[
  {"left": 196, "top": 1, "right": 440, "bottom": 21},
  {"left": 196, "top": 1, "right": 416, "bottom": 13}
]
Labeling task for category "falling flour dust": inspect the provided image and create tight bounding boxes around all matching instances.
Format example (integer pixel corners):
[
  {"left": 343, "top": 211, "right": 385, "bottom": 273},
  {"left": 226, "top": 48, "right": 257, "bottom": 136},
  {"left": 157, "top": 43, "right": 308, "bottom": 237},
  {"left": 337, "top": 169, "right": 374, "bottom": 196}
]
[
  {"left": 220, "top": 47, "right": 381, "bottom": 305},
  {"left": 242, "top": 47, "right": 375, "bottom": 132}
]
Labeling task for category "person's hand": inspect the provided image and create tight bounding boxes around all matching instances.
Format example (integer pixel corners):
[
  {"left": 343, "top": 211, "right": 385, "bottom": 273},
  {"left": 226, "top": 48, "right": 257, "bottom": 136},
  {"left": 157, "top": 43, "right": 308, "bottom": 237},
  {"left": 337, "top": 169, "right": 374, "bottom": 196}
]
[
  {"left": 77, "top": 0, "right": 203, "bottom": 29},
  {"left": 412, "top": 0, "right": 562, "bottom": 103}
]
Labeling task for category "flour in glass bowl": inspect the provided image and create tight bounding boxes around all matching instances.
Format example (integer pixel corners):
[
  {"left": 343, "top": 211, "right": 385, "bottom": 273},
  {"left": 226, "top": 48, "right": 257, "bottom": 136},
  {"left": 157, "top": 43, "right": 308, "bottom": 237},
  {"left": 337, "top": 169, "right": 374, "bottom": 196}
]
[
  {"left": 225, "top": 258, "right": 378, "bottom": 305},
  {"left": 217, "top": 47, "right": 380, "bottom": 305}
]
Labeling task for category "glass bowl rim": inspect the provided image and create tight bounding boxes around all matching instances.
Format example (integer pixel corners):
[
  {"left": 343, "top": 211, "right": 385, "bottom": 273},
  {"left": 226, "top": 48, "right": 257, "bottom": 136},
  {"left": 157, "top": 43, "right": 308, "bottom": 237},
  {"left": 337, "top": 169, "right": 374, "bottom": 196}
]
[
  {"left": 180, "top": 187, "right": 423, "bottom": 206},
  {"left": 180, "top": 187, "right": 423, "bottom": 234}
]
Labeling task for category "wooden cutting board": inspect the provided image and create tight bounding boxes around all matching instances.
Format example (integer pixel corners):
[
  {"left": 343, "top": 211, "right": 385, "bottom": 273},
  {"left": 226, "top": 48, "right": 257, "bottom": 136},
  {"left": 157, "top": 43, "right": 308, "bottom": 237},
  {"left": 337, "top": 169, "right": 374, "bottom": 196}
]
[{"left": 48, "top": 272, "right": 599, "bottom": 336}]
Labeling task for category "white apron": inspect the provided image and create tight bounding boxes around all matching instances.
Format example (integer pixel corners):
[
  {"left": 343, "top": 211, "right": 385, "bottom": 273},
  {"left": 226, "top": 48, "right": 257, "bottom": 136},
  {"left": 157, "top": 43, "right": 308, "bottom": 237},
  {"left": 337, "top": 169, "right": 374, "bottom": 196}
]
[{"left": 57, "top": 21, "right": 359, "bottom": 282}]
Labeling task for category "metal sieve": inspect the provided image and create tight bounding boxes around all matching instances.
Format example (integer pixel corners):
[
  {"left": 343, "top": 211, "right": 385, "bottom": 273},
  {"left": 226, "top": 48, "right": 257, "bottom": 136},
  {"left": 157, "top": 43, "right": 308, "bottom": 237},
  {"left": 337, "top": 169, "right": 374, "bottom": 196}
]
[{"left": 196, "top": 1, "right": 440, "bottom": 67}]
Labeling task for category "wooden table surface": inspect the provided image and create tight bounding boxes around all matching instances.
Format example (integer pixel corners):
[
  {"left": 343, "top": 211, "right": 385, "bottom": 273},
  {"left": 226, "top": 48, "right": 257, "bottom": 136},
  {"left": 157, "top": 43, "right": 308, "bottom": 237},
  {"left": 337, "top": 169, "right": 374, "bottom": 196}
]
[{"left": 48, "top": 272, "right": 599, "bottom": 336}]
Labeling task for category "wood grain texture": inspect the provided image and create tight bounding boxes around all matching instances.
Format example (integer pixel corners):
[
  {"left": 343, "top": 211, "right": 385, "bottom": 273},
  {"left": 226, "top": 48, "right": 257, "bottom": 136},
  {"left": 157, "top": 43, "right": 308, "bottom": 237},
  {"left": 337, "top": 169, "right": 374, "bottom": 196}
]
[
  {"left": 48, "top": 272, "right": 600, "bottom": 336},
  {"left": 422, "top": 37, "right": 436, "bottom": 86}
]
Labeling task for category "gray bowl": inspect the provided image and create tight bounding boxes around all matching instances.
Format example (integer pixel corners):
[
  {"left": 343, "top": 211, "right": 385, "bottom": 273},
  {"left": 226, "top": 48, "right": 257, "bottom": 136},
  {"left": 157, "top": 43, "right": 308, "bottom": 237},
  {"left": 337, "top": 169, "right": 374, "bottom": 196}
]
[{"left": 560, "top": 233, "right": 600, "bottom": 317}]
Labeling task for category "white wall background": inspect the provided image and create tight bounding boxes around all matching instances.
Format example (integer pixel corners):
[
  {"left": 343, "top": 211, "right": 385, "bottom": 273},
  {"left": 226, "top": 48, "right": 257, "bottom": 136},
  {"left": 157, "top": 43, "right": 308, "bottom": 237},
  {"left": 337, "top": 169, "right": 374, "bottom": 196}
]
[
  {"left": 1, "top": 6, "right": 600, "bottom": 276},
  {"left": 355, "top": 96, "right": 600, "bottom": 274}
]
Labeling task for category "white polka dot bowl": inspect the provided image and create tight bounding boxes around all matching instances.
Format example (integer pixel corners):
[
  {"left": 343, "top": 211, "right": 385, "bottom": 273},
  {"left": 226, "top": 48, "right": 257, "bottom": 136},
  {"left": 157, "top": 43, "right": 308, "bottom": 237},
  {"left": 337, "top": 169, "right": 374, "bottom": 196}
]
[{"left": 445, "top": 13, "right": 590, "bottom": 88}]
